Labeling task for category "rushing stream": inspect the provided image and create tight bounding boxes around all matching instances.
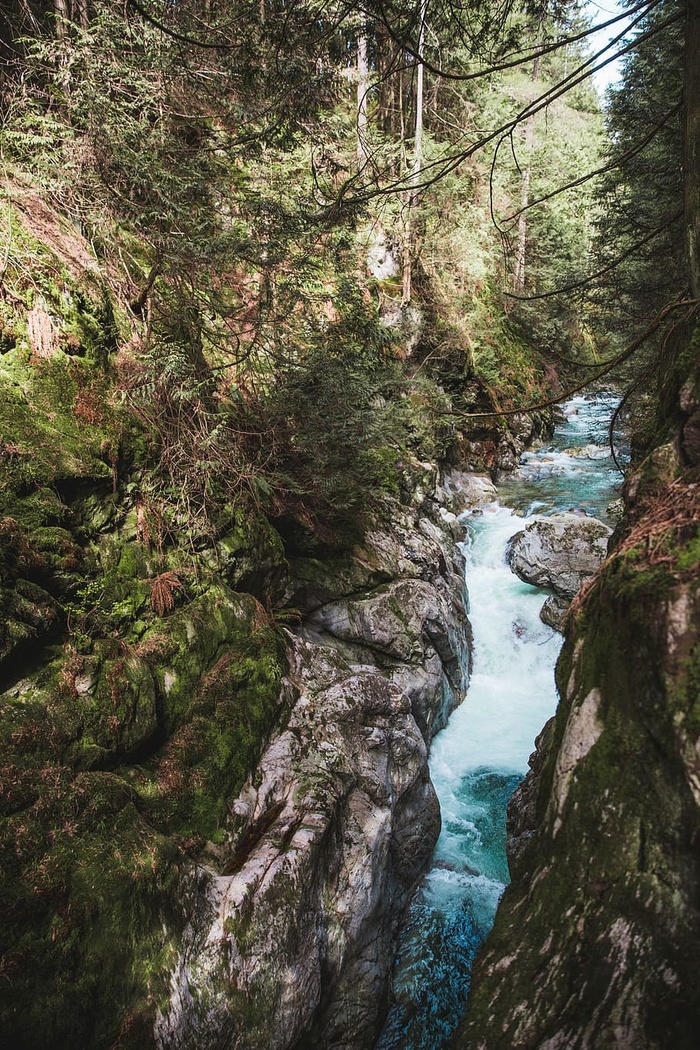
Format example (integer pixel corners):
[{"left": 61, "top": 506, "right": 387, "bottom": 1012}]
[{"left": 376, "top": 393, "right": 623, "bottom": 1049}]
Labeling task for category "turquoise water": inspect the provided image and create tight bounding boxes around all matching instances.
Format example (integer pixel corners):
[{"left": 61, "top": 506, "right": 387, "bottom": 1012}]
[
  {"left": 498, "top": 391, "right": 624, "bottom": 521},
  {"left": 375, "top": 395, "right": 622, "bottom": 1050}
]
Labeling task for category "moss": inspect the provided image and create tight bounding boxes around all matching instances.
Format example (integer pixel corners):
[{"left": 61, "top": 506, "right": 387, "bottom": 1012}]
[
  {"left": 60, "top": 287, "right": 121, "bottom": 368},
  {"left": 0, "top": 349, "right": 113, "bottom": 494},
  {"left": 0, "top": 773, "right": 181, "bottom": 1050},
  {"left": 0, "top": 196, "right": 299, "bottom": 1046},
  {"left": 459, "top": 522, "right": 700, "bottom": 1049},
  {"left": 676, "top": 530, "right": 700, "bottom": 573},
  {"left": 133, "top": 584, "right": 287, "bottom": 841},
  {"left": 204, "top": 507, "right": 288, "bottom": 600},
  {"left": 0, "top": 581, "right": 288, "bottom": 1048},
  {"left": 670, "top": 641, "right": 700, "bottom": 735}
]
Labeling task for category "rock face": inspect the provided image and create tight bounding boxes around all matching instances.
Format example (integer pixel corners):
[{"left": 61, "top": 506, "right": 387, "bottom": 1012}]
[
  {"left": 155, "top": 471, "right": 474, "bottom": 1050},
  {"left": 155, "top": 642, "right": 440, "bottom": 1050},
  {"left": 506, "top": 513, "right": 612, "bottom": 600},
  {"left": 301, "top": 505, "right": 471, "bottom": 740},
  {"left": 539, "top": 592, "right": 571, "bottom": 632},
  {"left": 454, "top": 476, "right": 700, "bottom": 1049},
  {"left": 447, "top": 409, "right": 552, "bottom": 478}
]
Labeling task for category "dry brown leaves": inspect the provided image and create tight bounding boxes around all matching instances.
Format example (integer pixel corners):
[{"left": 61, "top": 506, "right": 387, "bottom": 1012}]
[
  {"left": 618, "top": 479, "right": 700, "bottom": 570},
  {"left": 568, "top": 479, "right": 699, "bottom": 621},
  {"left": 148, "top": 571, "right": 184, "bottom": 616}
]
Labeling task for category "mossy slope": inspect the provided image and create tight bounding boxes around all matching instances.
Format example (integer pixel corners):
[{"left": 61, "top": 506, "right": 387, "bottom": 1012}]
[{"left": 0, "top": 205, "right": 288, "bottom": 1049}]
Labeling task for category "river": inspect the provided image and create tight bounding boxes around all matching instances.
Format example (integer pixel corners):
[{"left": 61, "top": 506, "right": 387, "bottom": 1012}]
[{"left": 376, "top": 393, "right": 623, "bottom": 1050}]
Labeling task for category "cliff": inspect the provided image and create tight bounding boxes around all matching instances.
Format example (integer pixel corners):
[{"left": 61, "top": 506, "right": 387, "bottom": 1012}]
[
  {"left": 153, "top": 472, "right": 476, "bottom": 1050},
  {"left": 0, "top": 186, "right": 493, "bottom": 1048},
  {"left": 454, "top": 331, "right": 700, "bottom": 1048}
]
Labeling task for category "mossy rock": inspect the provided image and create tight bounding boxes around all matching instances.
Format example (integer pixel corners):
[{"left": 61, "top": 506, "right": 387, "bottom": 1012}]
[
  {"left": 0, "top": 348, "right": 116, "bottom": 495},
  {"left": 0, "top": 577, "right": 288, "bottom": 1049},
  {"left": 199, "top": 507, "right": 288, "bottom": 602},
  {"left": 457, "top": 526, "right": 700, "bottom": 1049},
  {"left": 0, "top": 577, "right": 61, "bottom": 674}
]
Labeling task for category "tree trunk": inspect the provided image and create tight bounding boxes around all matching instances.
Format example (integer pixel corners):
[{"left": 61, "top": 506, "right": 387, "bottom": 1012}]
[
  {"left": 402, "top": 0, "right": 427, "bottom": 306},
  {"left": 514, "top": 111, "right": 535, "bottom": 293},
  {"left": 357, "top": 32, "right": 369, "bottom": 168},
  {"left": 513, "top": 51, "right": 541, "bottom": 294},
  {"left": 409, "top": 27, "right": 425, "bottom": 209},
  {"left": 74, "top": 1, "right": 90, "bottom": 30},
  {"left": 684, "top": 0, "right": 700, "bottom": 298},
  {"left": 54, "top": 0, "right": 68, "bottom": 37}
]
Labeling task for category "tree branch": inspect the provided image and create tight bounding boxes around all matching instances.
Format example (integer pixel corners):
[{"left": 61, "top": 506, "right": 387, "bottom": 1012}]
[
  {"left": 499, "top": 103, "right": 682, "bottom": 224},
  {"left": 365, "top": 0, "right": 662, "bottom": 85},
  {"left": 448, "top": 296, "right": 698, "bottom": 420},
  {"left": 506, "top": 211, "right": 683, "bottom": 302}
]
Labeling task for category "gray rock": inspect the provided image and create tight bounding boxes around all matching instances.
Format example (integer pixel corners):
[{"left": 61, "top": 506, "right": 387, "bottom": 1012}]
[
  {"left": 506, "top": 513, "right": 612, "bottom": 599},
  {"left": 436, "top": 470, "right": 498, "bottom": 517},
  {"left": 378, "top": 303, "right": 424, "bottom": 356},
  {"left": 288, "top": 495, "right": 472, "bottom": 740},
  {"left": 154, "top": 466, "right": 485, "bottom": 1050},
  {"left": 154, "top": 640, "right": 441, "bottom": 1050},
  {"left": 540, "top": 593, "right": 570, "bottom": 633},
  {"left": 0, "top": 578, "right": 60, "bottom": 673},
  {"left": 304, "top": 547, "right": 471, "bottom": 738},
  {"left": 366, "top": 227, "right": 399, "bottom": 280}
]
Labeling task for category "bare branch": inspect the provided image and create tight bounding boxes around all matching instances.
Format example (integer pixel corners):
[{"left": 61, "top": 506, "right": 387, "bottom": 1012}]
[{"left": 507, "top": 210, "right": 683, "bottom": 302}]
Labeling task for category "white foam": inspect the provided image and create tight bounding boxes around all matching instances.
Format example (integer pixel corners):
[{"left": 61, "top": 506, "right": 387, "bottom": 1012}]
[{"left": 429, "top": 502, "right": 561, "bottom": 869}]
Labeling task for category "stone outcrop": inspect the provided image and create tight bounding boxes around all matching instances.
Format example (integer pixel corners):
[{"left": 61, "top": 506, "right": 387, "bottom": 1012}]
[
  {"left": 505, "top": 513, "right": 612, "bottom": 632},
  {"left": 447, "top": 408, "right": 552, "bottom": 478},
  {"left": 154, "top": 470, "right": 475, "bottom": 1050},
  {"left": 539, "top": 592, "right": 571, "bottom": 632},
  {"left": 155, "top": 641, "right": 440, "bottom": 1050},
  {"left": 506, "top": 513, "right": 612, "bottom": 600}
]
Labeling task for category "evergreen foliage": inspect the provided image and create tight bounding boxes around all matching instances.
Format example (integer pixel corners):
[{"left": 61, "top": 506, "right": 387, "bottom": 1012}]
[{"left": 1, "top": 0, "right": 697, "bottom": 1045}]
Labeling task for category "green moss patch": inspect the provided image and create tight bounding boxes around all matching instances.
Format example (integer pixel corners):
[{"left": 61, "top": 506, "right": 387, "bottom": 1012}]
[{"left": 0, "top": 579, "right": 286, "bottom": 1048}]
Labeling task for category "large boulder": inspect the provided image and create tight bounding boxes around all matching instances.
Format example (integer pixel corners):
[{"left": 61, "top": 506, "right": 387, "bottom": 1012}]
[
  {"left": 298, "top": 497, "right": 476, "bottom": 739},
  {"left": 506, "top": 513, "right": 612, "bottom": 600},
  {"left": 288, "top": 497, "right": 472, "bottom": 741}
]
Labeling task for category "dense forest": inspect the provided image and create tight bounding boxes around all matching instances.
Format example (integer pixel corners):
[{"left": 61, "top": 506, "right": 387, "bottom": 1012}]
[{"left": 0, "top": 1, "right": 698, "bottom": 1048}]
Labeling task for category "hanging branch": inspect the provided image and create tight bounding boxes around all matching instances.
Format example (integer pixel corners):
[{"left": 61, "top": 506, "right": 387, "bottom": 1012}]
[
  {"left": 365, "top": 0, "right": 662, "bottom": 85},
  {"left": 125, "top": 0, "right": 240, "bottom": 49},
  {"left": 487, "top": 2, "right": 680, "bottom": 240},
  {"left": 505, "top": 210, "right": 683, "bottom": 302},
  {"left": 310, "top": 6, "right": 683, "bottom": 221},
  {"left": 446, "top": 296, "right": 699, "bottom": 420},
  {"left": 500, "top": 103, "right": 682, "bottom": 224}
]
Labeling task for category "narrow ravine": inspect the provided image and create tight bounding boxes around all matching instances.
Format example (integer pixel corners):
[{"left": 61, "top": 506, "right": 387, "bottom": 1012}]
[{"left": 376, "top": 394, "right": 623, "bottom": 1050}]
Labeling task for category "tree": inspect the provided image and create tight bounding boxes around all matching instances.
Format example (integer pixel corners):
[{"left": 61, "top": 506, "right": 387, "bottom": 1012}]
[{"left": 684, "top": 0, "right": 700, "bottom": 296}]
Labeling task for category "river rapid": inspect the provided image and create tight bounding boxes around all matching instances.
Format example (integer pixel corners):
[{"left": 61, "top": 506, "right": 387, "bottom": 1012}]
[{"left": 376, "top": 393, "right": 623, "bottom": 1050}]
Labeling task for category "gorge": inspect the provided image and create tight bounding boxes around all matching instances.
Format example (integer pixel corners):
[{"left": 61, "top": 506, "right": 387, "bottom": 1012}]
[
  {"left": 1, "top": 2, "right": 699, "bottom": 1049},
  {"left": 378, "top": 394, "right": 622, "bottom": 1049}
]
